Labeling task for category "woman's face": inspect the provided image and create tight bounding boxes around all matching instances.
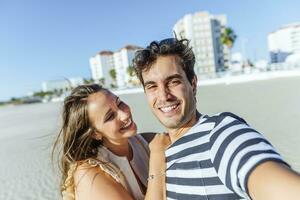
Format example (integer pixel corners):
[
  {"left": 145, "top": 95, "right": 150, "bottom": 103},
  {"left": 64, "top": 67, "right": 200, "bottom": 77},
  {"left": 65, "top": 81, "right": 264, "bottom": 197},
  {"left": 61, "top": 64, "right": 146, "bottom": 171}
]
[{"left": 87, "top": 90, "right": 137, "bottom": 144}]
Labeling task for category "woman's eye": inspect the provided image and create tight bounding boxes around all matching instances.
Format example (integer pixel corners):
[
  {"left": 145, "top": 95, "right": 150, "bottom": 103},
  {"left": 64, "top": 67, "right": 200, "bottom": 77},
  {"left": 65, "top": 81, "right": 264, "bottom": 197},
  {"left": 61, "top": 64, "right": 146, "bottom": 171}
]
[
  {"left": 117, "top": 99, "right": 123, "bottom": 107},
  {"left": 106, "top": 113, "right": 115, "bottom": 121}
]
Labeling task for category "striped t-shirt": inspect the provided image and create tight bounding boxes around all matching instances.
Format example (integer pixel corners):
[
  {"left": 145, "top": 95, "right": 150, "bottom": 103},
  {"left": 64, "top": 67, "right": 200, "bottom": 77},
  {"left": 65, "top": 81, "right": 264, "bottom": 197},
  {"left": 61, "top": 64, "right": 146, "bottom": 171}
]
[{"left": 165, "top": 112, "right": 288, "bottom": 200}]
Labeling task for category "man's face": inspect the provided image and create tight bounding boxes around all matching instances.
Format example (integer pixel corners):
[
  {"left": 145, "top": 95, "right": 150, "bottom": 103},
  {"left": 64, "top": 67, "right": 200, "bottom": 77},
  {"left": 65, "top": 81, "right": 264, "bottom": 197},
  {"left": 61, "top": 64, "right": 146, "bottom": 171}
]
[{"left": 142, "top": 55, "right": 197, "bottom": 130}]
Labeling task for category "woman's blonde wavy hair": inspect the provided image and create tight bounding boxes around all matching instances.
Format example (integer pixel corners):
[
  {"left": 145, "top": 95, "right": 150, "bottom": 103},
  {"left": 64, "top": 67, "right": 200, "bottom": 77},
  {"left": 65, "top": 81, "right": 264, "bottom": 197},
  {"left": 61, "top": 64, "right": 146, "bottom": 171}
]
[{"left": 52, "top": 84, "right": 124, "bottom": 199}]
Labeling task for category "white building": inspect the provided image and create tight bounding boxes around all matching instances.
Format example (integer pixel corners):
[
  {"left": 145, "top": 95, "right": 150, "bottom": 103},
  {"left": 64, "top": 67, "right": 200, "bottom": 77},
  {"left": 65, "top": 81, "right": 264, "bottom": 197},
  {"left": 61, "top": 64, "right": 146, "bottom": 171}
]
[
  {"left": 285, "top": 53, "right": 300, "bottom": 68},
  {"left": 254, "top": 60, "right": 268, "bottom": 71},
  {"left": 113, "top": 45, "right": 141, "bottom": 88},
  {"left": 230, "top": 52, "right": 243, "bottom": 72},
  {"left": 268, "top": 22, "right": 300, "bottom": 63},
  {"left": 173, "top": 11, "right": 228, "bottom": 78},
  {"left": 89, "top": 51, "right": 114, "bottom": 87},
  {"left": 42, "top": 77, "right": 84, "bottom": 92}
]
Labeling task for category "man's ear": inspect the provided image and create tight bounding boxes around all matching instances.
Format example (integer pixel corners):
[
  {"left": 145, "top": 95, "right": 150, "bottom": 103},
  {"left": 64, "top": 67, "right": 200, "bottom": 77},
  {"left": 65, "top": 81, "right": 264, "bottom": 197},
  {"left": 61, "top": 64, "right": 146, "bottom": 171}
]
[{"left": 191, "top": 75, "right": 197, "bottom": 96}]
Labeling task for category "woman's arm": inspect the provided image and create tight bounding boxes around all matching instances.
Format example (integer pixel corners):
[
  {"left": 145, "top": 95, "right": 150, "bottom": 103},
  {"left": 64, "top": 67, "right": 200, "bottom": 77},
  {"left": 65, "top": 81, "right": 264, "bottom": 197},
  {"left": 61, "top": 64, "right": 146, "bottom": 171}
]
[
  {"left": 73, "top": 133, "right": 170, "bottom": 200},
  {"left": 144, "top": 133, "right": 170, "bottom": 200},
  {"left": 74, "top": 164, "right": 134, "bottom": 200},
  {"left": 144, "top": 151, "right": 167, "bottom": 200}
]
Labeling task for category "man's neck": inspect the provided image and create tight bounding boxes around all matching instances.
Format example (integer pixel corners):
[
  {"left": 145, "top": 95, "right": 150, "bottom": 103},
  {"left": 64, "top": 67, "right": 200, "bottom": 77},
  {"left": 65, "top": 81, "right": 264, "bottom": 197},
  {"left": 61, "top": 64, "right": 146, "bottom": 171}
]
[{"left": 168, "top": 111, "right": 201, "bottom": 144}]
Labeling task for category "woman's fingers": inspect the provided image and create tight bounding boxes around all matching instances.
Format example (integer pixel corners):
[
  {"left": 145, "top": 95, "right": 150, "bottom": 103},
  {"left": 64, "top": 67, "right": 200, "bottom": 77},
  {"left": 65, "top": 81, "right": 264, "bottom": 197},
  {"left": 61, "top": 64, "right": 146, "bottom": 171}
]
[{"left": 149, "top": 133, "right": 171, "bottom": 152}]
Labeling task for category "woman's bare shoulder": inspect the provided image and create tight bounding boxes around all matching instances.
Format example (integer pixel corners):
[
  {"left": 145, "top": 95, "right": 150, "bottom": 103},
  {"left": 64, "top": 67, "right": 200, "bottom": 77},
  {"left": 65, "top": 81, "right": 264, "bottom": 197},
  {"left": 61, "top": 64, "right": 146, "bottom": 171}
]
[
  {"left": 73, "top": 162, "right": 134, "bottom": 200},
  {"left": 73, "top": 162, "right": 105, "bottom": 186}
]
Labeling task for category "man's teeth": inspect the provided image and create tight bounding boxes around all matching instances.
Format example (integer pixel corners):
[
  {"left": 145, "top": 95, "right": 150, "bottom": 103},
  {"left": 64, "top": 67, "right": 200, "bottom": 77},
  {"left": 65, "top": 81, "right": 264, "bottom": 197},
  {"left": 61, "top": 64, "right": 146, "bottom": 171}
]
[
  {"left": 122, "top": 119, "right": 132, "bottom": 129},
  {"left": 160, "top": 105, "right": 177, "bottom": 113}
]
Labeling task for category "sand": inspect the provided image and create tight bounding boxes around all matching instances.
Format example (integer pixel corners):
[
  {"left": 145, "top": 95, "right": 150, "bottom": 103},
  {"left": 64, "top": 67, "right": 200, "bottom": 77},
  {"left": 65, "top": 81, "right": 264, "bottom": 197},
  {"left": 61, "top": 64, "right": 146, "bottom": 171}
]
[
  {"left": 0, "top": 103, "right": 61, "bottom": 199},
  {"left": 0, "top": 75, "right": 299, "bottom": 199}
]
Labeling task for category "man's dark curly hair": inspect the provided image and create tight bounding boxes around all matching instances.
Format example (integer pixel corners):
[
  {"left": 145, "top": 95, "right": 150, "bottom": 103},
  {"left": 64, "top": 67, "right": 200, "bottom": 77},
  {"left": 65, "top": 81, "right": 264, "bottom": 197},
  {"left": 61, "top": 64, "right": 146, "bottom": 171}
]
[{"left": 133, "top": 38, "right": 196, "bottom": 86}]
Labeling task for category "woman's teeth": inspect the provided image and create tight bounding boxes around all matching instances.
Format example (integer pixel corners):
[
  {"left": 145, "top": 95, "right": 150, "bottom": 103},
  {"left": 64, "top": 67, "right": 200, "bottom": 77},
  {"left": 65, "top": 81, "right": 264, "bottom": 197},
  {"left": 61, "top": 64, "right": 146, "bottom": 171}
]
[{"left": 121, "top": 118, "right": 132, "bottom": 129}]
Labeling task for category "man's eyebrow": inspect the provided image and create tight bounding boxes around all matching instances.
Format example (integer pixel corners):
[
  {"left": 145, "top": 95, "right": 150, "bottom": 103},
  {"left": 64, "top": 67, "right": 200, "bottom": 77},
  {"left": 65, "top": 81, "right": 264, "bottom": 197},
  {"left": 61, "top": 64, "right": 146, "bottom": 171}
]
[
  {"left": 144, "top": 81, "right": 156, "bottom": 87},
  {"left": 165, "top": 74, "right": 184, "bottom": 82},
  {"left": 144, "top": 74, "right": 183, "bottom": 87}
]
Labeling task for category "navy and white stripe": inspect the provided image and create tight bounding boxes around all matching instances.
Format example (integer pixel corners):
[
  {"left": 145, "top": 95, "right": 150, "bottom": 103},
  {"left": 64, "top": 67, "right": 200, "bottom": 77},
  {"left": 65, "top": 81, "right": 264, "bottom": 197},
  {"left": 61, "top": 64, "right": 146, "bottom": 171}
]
[{"left": 165, "top": 112, "right": 288, "bottom": 200}]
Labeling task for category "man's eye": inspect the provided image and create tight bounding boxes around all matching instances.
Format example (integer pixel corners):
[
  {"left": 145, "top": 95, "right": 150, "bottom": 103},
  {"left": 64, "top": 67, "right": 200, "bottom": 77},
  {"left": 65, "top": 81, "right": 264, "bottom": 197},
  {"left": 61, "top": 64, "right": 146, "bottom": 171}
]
[
  {"left": 146, "top": 85, "right": 156, "bottom": 90},
  {"left": 169, "top": 80, "right": 180, "bottom": 85}
]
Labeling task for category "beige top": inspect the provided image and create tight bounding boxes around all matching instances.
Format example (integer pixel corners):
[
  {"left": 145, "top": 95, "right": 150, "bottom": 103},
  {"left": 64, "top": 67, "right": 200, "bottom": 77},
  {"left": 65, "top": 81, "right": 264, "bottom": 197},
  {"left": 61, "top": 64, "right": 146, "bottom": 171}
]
[{"left": 96, "top": 135, "right": 150, "bottom": 200}]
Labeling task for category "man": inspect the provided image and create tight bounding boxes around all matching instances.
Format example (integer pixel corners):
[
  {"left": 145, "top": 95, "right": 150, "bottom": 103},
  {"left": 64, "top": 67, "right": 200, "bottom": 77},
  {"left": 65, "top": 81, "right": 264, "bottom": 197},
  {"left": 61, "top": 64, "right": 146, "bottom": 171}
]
[{"left": 133, "top": 38, "right": 300, "bottom": 200}]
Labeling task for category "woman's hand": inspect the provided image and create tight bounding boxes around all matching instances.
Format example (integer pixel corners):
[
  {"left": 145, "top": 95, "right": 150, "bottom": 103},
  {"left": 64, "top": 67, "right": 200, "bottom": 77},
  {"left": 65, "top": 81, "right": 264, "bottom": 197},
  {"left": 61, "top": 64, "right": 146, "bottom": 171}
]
[
  {"left": 149, "top": 133, "right": 171, "bottom": 153},
  {"left": 146, "top": 133, "right": 170, "bottom": 200}
]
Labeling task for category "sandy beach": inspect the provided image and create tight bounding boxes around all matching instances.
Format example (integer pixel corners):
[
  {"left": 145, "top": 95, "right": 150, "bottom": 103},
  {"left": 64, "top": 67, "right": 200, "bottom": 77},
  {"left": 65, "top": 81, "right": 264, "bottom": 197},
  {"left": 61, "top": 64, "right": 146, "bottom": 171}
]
[{"left": 0, "top": 74, "right": 299, "bottom": 199}]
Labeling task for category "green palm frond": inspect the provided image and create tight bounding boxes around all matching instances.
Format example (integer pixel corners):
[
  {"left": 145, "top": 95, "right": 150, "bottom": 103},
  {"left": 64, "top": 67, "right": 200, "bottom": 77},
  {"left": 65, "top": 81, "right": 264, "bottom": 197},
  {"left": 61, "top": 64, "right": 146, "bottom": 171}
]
[{"left": 221, "top": 27, "right": 237, "bottom": 49}]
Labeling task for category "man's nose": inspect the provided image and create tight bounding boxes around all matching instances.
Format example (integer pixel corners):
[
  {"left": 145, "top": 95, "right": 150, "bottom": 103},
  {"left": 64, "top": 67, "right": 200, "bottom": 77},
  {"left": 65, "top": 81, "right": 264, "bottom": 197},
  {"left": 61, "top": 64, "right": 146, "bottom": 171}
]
[{"left": 157, "top": 85, "right": 171, "bottom": 102}]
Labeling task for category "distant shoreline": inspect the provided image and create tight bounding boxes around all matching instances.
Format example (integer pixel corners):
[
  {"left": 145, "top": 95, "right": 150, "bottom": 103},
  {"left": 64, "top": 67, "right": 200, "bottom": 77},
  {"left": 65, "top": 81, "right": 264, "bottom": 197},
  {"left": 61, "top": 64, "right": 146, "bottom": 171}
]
[
  {"left": 2, "top": 68, "right": 300, "bottom": 104},
  {"left": 113, "top": 68, "right": 300, "bottom": 95}
]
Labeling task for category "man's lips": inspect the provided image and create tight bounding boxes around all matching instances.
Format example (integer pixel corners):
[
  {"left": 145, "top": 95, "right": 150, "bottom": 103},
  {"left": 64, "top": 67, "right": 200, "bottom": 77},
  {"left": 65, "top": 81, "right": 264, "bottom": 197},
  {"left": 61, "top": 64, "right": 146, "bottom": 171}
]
[{"left": 158, "top": 103, "right": 180, "bottom": 113}]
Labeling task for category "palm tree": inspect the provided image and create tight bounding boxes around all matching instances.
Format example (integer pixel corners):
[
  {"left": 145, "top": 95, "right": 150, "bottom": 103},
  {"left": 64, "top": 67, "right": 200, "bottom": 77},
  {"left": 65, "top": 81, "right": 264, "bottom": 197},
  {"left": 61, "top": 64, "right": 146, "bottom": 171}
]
[
  {"left": 127, "top": 66, "right": 135, "bottom": 86},
  {"left": 109, "top": 69, "right": 117, "bottom": 88},
  {"left": 221, "top": 27, "right": 237, "bottom": 70},
  {"left": 221, "top": 27, "right": 237, "bottom": 49},
  {"left": 127, "top": 66, "right": 135, "bottom": 77},
  {"left": 99, "top": 78, "right": 105, "bottom": 86},
  {"left": 109, "top": 69, "right": 116, "bottom": 81},
  {"left": 83, "top": 78, "right": 94, "bottom": 84}
]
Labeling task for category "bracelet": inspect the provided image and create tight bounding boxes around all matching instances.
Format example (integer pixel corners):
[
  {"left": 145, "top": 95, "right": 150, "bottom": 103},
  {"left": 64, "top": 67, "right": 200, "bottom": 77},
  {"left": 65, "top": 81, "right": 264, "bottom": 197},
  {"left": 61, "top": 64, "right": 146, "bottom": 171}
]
[{"left": 147, "top": 172, "right": 166, "bottom": 180}]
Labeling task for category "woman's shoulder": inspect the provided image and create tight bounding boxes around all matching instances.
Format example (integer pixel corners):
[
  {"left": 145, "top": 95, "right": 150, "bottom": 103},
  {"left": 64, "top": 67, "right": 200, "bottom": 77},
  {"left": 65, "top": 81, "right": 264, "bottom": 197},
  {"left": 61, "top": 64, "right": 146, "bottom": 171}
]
[
  {"left": 73, "top": 160, "right": 121, "bottom": 191},
  {"left": 74, "top": 159, "right": 125, "bottom": 186},
  {"left": 73, "top": 161, "right": 105, "bottom": 185},
  {"left": 73, "top": 161, "right": 133, "bottom": 200}
]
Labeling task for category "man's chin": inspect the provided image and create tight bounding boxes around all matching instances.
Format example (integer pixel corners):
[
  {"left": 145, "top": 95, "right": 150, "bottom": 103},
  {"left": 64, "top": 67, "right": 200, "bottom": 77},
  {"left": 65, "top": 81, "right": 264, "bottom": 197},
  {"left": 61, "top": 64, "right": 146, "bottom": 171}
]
[{"left": 159, "top": 118, "right": 182, "bottom": 129}]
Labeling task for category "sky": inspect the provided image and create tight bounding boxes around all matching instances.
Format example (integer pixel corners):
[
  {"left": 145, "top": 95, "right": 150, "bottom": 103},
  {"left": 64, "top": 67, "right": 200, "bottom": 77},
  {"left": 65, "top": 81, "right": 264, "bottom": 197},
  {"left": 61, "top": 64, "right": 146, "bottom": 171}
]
[{"left": 0, "top": 0, "right": 300, "bottom": 101}]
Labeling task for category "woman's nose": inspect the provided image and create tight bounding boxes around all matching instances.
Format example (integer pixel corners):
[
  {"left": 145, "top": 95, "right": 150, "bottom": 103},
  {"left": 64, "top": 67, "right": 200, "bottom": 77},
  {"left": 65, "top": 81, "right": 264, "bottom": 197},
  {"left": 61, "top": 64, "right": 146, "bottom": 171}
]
[{"left": 118, "top": 107, "right": 130, "bottom": 122}]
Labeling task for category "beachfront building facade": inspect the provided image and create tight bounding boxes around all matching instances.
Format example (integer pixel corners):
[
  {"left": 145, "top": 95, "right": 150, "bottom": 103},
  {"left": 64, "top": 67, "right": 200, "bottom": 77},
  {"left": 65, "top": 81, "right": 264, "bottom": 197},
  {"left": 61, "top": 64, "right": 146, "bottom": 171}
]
[
  {"left": 113, "top": 45, "right": 141, "bottom": 88},
  {"left": 173, "top": 11, "right": 228, "bottom": 78},
  {"left": 268, "top": 22, "right": 300, "bottom": 63},
  {"left": 89, "top": 51, "right": 114, "bottom": 87},
  {"left": 42, "top": 77, "right": 84, "bottom": 92}
]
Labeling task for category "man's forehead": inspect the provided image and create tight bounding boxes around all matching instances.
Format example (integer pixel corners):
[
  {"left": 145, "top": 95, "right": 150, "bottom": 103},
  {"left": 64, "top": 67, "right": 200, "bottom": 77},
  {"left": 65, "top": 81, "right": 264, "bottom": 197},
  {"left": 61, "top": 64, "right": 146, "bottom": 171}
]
[{"left": 142, "top": 57, "right": 184, "bottom": 81}]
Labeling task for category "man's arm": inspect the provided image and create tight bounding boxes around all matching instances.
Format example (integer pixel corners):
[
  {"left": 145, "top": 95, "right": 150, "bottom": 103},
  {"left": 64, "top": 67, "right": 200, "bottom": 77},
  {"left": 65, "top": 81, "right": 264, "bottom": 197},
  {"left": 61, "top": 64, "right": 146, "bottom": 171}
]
[
  {"left": 248, "top": 161, "right": 300, "bottom": 200},
  {"left": 208, "top": 112, "right": 299, "bottom": 199}
]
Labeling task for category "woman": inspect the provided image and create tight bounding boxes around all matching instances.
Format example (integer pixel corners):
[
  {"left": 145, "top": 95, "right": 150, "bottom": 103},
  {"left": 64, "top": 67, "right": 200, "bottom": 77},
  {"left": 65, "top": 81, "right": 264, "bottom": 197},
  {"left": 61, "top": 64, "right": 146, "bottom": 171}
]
[{"left": 52, "top": 84, "right": 169, "bottom": 200}]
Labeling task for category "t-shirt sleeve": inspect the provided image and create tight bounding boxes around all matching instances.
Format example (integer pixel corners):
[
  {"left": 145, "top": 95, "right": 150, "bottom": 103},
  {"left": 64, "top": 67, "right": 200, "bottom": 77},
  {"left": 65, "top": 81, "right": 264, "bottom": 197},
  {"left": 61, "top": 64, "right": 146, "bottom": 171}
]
[{"left": 208, "top": 112, "right": 289, "bottom": 198}]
